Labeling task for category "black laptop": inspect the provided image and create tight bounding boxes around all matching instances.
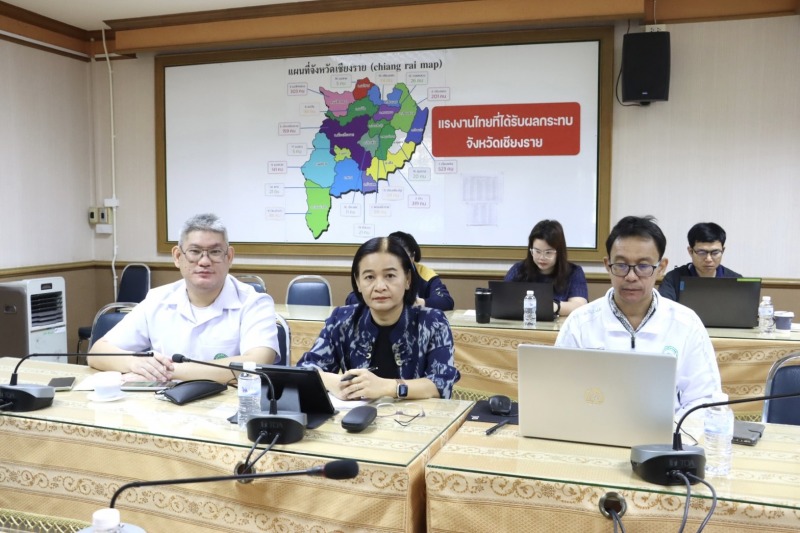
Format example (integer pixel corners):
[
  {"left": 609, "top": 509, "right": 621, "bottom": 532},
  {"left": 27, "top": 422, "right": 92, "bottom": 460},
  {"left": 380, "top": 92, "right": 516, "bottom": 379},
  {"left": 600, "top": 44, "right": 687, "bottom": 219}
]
[
  {"left": 487, "top": 281, "right": 556, "bottom": 322},
  {"left": 677, "top": 277, "right": 761, "bottom": 328}
]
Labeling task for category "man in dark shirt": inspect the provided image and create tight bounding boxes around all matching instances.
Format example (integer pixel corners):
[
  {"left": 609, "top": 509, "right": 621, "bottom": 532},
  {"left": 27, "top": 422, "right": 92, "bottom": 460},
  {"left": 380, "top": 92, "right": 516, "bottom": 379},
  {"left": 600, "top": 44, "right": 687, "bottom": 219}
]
[{"left": 659, "top": 222, "right": 741, "bottom": 301}]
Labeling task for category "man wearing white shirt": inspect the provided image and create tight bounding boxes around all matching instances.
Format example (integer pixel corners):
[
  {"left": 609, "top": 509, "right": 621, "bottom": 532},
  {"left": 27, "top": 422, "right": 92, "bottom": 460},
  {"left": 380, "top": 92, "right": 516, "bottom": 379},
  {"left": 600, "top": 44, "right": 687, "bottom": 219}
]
[
  {"left": 556, "top": 215, "right": 722, "bottom": 415},
  {"left": 88, "top": 213, "right": 279, "bottom": 383}
]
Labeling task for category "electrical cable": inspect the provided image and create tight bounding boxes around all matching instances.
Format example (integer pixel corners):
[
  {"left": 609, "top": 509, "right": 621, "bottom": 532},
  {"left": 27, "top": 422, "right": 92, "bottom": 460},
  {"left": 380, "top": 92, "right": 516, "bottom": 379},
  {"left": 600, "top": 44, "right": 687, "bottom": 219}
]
[
  {"left": 615, "top": 20, "right": 640, "bottom": 107},
  {"left": 609, "top": 508, "right": 626, "bottom": 533},
  {"left": 100, "top": 27, "right": 120, "bottom": 298},
  {"left": 687, "top": 473, "right": 717, "bottom": 532},
  {"left": 245, "top": 432, "right": 281, "bottom": 471},
  {"left": 670, "top": 471, "right": 692, "bottom": 533}
]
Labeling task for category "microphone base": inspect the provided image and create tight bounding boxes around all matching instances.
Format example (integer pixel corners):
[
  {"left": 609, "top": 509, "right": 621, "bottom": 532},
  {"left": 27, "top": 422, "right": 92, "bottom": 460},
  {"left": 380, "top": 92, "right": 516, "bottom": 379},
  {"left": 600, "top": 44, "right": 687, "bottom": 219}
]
[
  {"left": 246, "top": 411, "right": 307, "bottom": 444},
  {"left": 630, "top": 444, "right": 706, "bottom": 485},
  {"left": 0, "top": 384, "right": 55, "bottom": 412}
]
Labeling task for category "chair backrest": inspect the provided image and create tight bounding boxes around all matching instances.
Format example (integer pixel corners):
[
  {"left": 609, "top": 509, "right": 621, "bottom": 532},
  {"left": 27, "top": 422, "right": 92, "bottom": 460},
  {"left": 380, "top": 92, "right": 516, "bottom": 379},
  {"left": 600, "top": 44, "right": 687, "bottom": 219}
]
[
  {"left": 286, "top": 275, "right": 332, "bottom": 306},
  {"left": 89, "top": 302, "right": 137, "bottom": 347},
  {"left": 275, "top": 312, "right": 291, "bottom": 366},
  {"left": 763, "top": 352, "right": 800, "bottom": 425},
  {"left": 117, "top": 263, "right": 151, "bottom": 303},
  {"left": 236, "top": 274, "right": 267, "bottom": 293}
]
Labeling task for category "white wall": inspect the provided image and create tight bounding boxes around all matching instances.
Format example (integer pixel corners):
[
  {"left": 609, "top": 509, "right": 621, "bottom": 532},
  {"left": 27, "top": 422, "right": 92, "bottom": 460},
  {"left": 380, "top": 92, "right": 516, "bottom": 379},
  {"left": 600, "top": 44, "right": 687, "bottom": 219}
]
[
  {"left": 0, "top": 40, "right": 93, "bottom": 269},
  {"left": 3, "top": 15, "right": 799, "bottom": 278},
  {"left": 612, "top": 16, "right": 800, "bottom": 279}
]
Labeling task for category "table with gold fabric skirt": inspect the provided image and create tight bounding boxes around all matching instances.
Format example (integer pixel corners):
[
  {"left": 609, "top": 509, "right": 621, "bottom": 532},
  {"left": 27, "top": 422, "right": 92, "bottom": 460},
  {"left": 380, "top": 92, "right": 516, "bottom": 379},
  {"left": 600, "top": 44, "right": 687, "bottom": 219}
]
[
  {"left": 426, "top": 420, "right": 800, "bottom": 532},
  {"left": 446, "top": 311, "right": 800, "bottom": 419},
  {"left": 0, "top": 358, "right": 472, "bottom": 533},
  {"left": 280, "top": 306, "right": 800, "bottom": 419}
]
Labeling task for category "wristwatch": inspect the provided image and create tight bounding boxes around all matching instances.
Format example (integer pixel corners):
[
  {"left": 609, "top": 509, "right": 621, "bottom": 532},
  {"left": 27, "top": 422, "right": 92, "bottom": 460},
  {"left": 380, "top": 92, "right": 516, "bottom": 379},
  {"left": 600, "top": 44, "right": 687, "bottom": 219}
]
[{"left": 396, "top": 379, "right": 409, "bottom": 399}]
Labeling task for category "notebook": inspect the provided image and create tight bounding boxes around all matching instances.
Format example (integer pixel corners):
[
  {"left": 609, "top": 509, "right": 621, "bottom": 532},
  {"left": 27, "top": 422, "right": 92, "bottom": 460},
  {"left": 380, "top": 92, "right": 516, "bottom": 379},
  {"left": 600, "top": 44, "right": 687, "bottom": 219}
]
[
  {"left": 487, "top": 281, "right": 555, "bottom": 322},
  {"left": 517, "top": 344, "right": 676, "bottom": 448},
  {"left": 677, "top": 277, "right": 761, "bottom": 328}
]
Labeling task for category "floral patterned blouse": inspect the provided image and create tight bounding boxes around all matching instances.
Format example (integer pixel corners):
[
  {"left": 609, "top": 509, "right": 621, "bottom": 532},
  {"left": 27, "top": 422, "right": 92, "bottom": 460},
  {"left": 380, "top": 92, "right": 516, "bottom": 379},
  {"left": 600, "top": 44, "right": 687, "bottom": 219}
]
[{"left": 298, "top": 303, "right": 459, "bottom": 398}]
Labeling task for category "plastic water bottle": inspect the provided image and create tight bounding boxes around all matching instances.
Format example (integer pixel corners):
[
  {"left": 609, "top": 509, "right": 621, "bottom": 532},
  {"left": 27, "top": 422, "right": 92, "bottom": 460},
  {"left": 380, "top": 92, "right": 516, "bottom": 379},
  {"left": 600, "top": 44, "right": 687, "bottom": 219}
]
[
  {"left": 758, "top": 296, "right": 775, "bottom": 334},
  {"left": 523, "top": 290, "right": 537, "bottom": 328},
  {"left": 238, "top": 372, "right": 262, "bottom": 429},
  {"left": 703, "top": 401, "right": 734, "bottom": 477},
  {"left": 77, "top": 508, "right": 146, "bottom": 532}
]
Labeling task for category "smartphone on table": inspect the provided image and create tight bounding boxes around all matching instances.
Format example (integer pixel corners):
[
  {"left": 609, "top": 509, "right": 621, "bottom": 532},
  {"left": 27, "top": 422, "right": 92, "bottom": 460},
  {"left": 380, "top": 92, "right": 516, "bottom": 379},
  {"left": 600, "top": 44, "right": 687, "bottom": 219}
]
[{"left": 48, "top": 376, "right": 77, "bottom": 392}]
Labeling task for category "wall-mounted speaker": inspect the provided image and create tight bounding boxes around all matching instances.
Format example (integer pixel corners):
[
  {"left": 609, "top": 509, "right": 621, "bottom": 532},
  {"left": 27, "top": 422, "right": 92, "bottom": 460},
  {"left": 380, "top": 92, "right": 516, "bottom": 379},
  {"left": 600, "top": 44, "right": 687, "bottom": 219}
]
[{"left": 622, "top": 32, "right": 670, "bottom": 104}]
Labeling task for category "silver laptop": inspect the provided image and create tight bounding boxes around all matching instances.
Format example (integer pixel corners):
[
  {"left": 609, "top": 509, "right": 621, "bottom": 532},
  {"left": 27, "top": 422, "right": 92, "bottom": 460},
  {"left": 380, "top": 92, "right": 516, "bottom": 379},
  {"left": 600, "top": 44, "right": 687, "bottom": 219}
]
[{"left": 517, "top": 344, "right": 676, "bottom": 448}]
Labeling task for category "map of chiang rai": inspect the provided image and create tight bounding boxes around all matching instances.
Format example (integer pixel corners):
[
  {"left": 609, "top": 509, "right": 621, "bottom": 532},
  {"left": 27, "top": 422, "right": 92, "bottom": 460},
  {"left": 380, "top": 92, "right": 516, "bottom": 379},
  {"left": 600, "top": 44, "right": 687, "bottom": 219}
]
[{"left": 300, "top": 77, "right": 429, "bottom": 238}]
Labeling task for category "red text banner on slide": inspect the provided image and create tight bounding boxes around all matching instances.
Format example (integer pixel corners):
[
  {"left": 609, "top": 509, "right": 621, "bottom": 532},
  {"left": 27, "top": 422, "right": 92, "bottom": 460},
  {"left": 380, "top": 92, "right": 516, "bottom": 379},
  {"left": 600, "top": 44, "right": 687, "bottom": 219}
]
[{"left": 431, "top": 102, "right": 581, "bottom": 157}]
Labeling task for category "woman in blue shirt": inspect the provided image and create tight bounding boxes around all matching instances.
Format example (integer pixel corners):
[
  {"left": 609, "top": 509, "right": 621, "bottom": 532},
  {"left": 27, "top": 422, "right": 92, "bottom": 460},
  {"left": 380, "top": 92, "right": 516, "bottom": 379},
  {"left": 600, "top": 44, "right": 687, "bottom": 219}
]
[
  {"left": 505, "top": 219, "right": 588, "bottom": 317},
  {"left": 298, "top": 235, "right": 459, "bottom": 401}
]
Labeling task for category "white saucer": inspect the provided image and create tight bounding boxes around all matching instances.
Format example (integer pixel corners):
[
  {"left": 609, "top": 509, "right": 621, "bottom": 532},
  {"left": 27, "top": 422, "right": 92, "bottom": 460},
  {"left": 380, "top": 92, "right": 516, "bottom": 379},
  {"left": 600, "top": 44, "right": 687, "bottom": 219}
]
[{"left": 87, "top": 391, "right": 126, "bottom": 402}]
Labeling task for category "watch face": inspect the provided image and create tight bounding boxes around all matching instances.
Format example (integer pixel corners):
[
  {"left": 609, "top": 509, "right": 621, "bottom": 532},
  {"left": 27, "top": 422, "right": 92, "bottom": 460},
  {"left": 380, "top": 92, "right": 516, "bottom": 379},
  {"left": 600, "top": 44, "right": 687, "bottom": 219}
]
[{"left": 398, "top": 383, "right": 409, "bottom": 398}]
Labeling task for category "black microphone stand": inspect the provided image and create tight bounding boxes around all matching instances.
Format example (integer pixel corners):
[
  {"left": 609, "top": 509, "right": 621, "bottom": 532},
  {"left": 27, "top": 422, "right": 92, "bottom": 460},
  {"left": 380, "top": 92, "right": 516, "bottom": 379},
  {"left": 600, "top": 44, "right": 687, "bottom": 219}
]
[
  {"left": 1, "top": 352, "right": 153, "bottom": 412},
  {"left": 175, "top": 356, "right": 307, "bottom": 444},
  {"left": 631, "top": 390, "right": 800, "bottom": 485}
]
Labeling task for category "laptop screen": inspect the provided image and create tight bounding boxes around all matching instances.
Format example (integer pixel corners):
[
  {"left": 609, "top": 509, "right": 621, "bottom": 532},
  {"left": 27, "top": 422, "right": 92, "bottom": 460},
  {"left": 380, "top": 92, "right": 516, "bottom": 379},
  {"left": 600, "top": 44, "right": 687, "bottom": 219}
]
[
  {"left": 517, "top": 344, "right": 676, "bottom": 448},
  {"left": 487, "top": 281, "right": 555, "bottom": 321},
  {"left": 677, "top": 277, "right": 761, "bottom": 328}
]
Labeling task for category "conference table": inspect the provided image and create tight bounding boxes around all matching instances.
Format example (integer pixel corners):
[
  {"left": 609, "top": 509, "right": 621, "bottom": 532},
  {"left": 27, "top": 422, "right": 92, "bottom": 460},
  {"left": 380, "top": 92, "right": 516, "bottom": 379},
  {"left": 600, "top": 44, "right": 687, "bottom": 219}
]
[
  {"left": 426, "top": 420, "right": 800, "bottom": 532},
  {"left": 278, "top": 305, "right": 800, "bottom": 420},
  {"left": 0, "top": 358, "right": 472, "bottom": 533}
]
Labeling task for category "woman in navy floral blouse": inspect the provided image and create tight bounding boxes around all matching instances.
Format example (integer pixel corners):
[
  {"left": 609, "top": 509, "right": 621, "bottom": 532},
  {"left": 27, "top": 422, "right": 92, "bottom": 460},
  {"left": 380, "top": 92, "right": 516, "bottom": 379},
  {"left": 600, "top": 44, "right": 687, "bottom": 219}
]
[{"left": 298, "top": 236, "right": 460, "bottom": 401}]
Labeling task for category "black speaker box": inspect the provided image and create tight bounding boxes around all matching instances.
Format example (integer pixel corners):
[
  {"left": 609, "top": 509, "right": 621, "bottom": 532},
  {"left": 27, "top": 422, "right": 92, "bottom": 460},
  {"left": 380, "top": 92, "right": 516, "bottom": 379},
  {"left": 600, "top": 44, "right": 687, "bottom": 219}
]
[{"left": 622, "top": 32, "right": 670, "bottom": 103}]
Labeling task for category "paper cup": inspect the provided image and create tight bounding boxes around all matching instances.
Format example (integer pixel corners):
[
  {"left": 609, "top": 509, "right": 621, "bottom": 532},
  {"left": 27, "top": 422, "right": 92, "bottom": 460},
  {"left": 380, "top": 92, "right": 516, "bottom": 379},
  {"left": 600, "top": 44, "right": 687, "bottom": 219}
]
[
  {"left": 774, "top": 311, "right": 794, "bottom": 331},
  {"left": 94, "top": 371, "right": 123, "bottom": 399}
]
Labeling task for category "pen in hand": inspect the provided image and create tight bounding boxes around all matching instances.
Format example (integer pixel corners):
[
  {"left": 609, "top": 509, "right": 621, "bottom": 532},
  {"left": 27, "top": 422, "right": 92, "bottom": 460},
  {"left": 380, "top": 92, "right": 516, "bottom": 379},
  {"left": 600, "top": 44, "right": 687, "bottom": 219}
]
[
  {"left": 340, "top": 367, "right": 378, "bottom": 382},
  {"left": 485, "top": 419, "right": 509, "bottom": 436}
]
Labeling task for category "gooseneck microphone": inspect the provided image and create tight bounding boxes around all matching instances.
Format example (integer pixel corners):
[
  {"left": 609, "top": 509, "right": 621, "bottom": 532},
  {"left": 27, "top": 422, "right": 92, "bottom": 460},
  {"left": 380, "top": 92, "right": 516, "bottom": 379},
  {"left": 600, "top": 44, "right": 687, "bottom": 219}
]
[
  {"left": 630, "top": 389, "right": 800, "bottom": 485},
  {"left": 0, "top": 352, "right": 153, "bottom": 412},
  {"left": 109, "top": 459, "right": 359, "bottom": 508},
  {"left": 175, "top": 356, "right": 306, "bottom": 444}
]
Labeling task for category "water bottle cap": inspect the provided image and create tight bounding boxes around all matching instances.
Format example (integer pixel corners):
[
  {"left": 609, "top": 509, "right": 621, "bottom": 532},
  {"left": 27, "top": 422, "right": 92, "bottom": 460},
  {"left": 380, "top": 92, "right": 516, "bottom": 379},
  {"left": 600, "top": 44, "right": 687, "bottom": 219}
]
[
  {"left": 526, "top": 290, "right": 534, "bottom": 295},
  {"left": 92, "top": 508, "right": 121, "bottom": 529},
  {"left": 710, "top": 392, "right": 729, "bottom": 403}
]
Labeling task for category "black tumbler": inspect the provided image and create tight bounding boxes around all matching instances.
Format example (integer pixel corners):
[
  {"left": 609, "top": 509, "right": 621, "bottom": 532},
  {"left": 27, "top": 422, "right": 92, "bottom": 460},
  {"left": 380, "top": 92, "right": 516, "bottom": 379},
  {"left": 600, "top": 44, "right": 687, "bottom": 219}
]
[{"left": 475, "top": 288, "right": 492, "bottom": 324}]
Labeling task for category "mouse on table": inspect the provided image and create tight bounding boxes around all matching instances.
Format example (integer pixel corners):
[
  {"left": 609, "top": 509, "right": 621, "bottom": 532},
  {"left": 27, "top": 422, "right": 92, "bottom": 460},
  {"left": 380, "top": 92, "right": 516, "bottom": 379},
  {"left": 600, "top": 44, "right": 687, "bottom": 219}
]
[{"left": 488, "top": 394, "right": 512, "bottom": 416}]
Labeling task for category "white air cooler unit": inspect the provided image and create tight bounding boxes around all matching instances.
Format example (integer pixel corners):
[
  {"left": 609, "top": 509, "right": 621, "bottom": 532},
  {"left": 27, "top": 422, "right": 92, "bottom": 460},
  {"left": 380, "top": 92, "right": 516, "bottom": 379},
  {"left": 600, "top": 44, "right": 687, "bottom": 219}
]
[{"left": 0, "top": 277, "right": 67, "bottom": 362}]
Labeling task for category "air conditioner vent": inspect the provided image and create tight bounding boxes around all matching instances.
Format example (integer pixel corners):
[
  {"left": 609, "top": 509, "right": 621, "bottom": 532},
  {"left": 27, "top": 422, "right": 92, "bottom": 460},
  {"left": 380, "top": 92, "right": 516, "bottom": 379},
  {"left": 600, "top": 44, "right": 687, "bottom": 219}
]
[{"left": 30, "top": 291, "right": 64, "bottom": 327}]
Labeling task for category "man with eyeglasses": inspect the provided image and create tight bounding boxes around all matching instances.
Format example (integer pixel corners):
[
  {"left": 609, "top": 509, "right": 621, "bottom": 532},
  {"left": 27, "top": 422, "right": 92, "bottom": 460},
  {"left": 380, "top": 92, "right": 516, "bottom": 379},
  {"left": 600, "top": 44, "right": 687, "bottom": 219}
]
[
  {"left": 658, "top": 222, "right": 741, "bottom": 301},
  {"left": 88, "top": 213, "right": 279, "bottom": 383},
  {"left": 556, "top": 216, "right": 722, "bottom": 415}
]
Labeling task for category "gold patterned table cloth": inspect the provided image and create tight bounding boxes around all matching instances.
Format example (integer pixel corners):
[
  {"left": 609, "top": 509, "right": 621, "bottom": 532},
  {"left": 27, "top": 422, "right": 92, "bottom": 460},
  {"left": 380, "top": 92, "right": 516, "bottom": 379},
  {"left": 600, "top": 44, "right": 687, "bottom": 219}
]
[
  {"left": 0, "top": 359, "right": 471, "bottom": 533},
  {"left": 287, "top": 308, "right": 800, "bottom": 418},
  {"left": 426, "top": 421, "right": 800, "bottom": 532}
]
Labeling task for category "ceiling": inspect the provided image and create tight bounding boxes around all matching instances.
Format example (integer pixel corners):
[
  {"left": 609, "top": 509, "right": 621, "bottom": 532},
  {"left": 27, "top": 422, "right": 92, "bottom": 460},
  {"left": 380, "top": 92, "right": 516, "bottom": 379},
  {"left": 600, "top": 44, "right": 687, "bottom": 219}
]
[{"left": 4, "top": 0, "right": 310, "bottom": 31}]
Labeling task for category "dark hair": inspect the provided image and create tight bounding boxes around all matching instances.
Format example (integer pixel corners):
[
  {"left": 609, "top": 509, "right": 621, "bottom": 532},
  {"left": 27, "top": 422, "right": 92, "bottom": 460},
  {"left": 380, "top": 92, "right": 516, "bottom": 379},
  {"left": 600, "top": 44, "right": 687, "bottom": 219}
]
[
  {"left": 519, "top": 220, "right": 571, "bottom": 293},
  {"left": 687, "top": 222, "right": 727, "bottom": 247},
  {"left": 605, "top": 216, "right": 667, "bottom": 259},
  {"left": 388, "top": 231, "right": 421, "bottom": 262},
  {"left": 350, "top": 236, "right": 418, "bottom": 307}
]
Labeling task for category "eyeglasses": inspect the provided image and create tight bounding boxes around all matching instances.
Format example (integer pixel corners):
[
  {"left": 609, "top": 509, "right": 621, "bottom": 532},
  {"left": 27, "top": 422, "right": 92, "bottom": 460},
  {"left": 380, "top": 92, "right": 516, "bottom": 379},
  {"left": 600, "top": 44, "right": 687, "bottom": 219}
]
[
  {"left": 608, "top": 263, "right": 659, "bottom": 278},
  {"left": 692, "top": 249, "right": 723, "bottom": 259},
  {"left": 180, "top": 247, "right": 228, "bottom": 263},
  {"left": 530, "top": 248, "right": 557, "bottom": 259},
  {"left": 376, "top": 402, "right": 426, "bottom": 427}
]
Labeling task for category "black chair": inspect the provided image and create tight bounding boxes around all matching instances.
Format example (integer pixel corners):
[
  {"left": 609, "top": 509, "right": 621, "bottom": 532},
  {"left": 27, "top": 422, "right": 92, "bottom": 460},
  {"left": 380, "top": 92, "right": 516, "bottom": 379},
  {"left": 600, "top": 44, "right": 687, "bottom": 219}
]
[
  {"left": 236, "top": 274, "right": 267, "bottom": 293},
  {"left": 762, "top": 352, "right": 800, "bottom": 425},
  {"left": 88, "top": 303, "right": 137, "bottom": 348},
  {"left": 275, "top": 313, "right": 291, "bottom": 366},
  {"left": 77, "top": 263, "right": 151, "bottom": 352},
  {"left": 286, "top": 275, "right": 332, "bottom": 306}
]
